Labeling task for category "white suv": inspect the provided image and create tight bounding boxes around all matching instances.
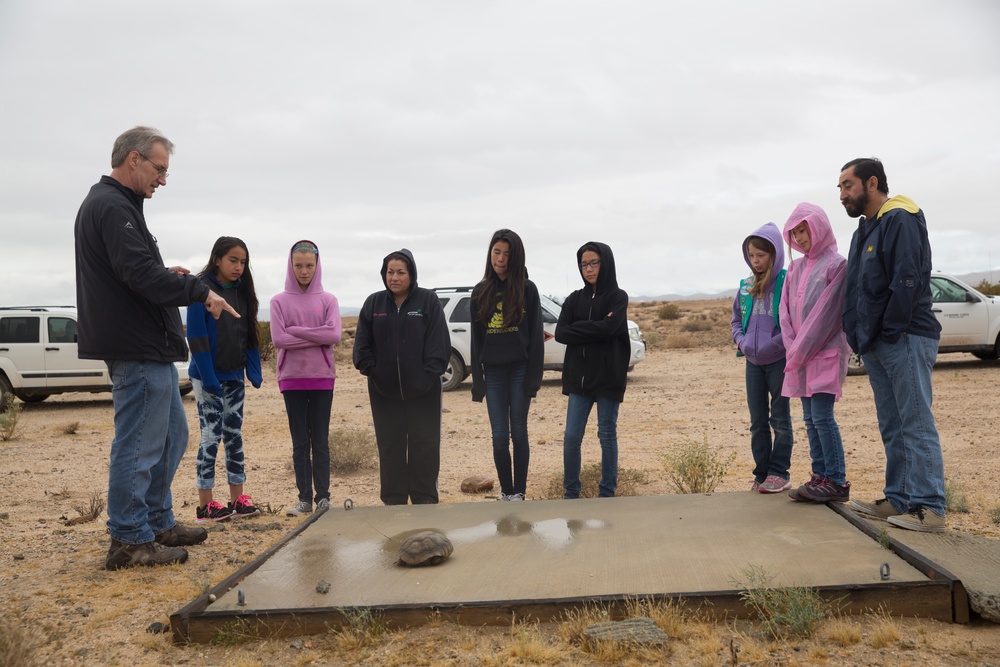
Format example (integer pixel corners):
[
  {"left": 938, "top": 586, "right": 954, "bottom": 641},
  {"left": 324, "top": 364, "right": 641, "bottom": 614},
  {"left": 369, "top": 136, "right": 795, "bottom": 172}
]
[
  {"left": 0, "top": 306, "right": 191, "bottom": 409},
  {"left": 433, "top": 287, "right": 646, "bottom": 391},
  {"left": 847, "top": 272, "right": 1000, "bottom": 375}
]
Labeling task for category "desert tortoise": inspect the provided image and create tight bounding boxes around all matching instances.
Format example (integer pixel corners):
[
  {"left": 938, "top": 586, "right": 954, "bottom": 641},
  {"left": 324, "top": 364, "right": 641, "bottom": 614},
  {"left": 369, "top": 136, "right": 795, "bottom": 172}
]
[{"left": 397, "top": 530, "right": 454, "bottom": 567}]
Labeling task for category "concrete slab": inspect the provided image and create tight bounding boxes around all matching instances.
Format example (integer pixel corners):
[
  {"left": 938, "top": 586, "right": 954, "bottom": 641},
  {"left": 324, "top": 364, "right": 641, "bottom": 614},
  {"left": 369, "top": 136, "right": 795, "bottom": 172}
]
[{"left": 172, "top": 493, "right": 961, "bottom": 643}]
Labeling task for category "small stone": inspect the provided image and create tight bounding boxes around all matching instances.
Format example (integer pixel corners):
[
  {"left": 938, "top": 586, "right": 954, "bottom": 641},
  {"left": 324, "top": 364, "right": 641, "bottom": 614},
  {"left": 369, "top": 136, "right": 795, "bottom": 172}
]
[
  {"left": 208, "top": 594, "right": 217, "bottom": 602},
  {"left": 461, "top": 475, "right": 494, "bottom": 493},
  {"left": 146, "top": 621, "right": 169, "bottom": 634},
  {"left": 0, "top": 512, "right": 9, "bottom": 520},
  {"left": 316, "top": 580, "right": 331, "bottom": 594},
  {"left": 13, "top": 554, "right": 24, "bottom": 560},
  {"left": 290, "top": 639, "right": 304, "bottom": 650}
]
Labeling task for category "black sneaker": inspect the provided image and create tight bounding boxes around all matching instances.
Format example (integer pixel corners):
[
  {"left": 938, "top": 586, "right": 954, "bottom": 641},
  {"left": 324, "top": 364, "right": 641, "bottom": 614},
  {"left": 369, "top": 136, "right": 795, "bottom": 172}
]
[
  {"left": 196, "top": 500, "right": 233, "bottom": 523},
  {"left": 788, "top": 473, "right": 822, "bottom": 502},
  {"left": 105, "top": 540, "right": 188, "bottom": 570},
  {"left": 800, "top": 478, "right": 851, "bottom": 503},
  {"left": 228, "top": 494, "right": 261, "bottom": 519}
]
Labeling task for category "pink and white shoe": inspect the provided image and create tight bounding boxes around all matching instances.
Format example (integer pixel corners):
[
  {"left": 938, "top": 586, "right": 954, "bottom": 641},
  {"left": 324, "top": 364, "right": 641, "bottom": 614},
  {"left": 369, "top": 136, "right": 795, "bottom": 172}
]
[{"left": 758, "top": 475, "right": 793, "bottom": 494}]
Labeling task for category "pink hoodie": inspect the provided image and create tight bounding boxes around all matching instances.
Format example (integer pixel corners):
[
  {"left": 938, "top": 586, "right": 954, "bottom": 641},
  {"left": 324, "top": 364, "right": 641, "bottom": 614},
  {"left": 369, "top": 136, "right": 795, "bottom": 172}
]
[
  {"left": 779, "top": 203, "right": 850, "bottom": 399},
  {"left": 269, "top": 242, "right": 342, "bottom": 391}
]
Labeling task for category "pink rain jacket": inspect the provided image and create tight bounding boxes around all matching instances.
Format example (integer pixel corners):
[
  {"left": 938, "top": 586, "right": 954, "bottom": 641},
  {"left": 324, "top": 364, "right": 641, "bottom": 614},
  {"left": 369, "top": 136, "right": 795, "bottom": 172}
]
[{"left": 779, "top": 203, "right": 850, "bottom": 399}]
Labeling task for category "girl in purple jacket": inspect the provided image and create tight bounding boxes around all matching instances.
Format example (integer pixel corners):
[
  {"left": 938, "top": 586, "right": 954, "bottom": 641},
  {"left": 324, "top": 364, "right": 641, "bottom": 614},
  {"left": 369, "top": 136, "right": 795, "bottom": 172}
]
[
  {"left": 269, "top": 240, "right": 342, "bottom": 517},
  {"left": 780, "top": 203, "right": 851, "bottom": 503},
  {"left": 731, "top": 222, "right": 793, "bottom": 493}
]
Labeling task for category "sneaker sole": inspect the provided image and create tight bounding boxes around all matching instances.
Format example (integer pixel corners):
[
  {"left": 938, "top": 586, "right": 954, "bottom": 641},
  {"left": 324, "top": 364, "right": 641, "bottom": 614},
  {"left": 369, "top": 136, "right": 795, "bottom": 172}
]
[
  {"left": 231, "top": 509, "right": 261, "bottom": 519},
  {"left": 849, "top": 500, "right": 901, "bottom": 521},
  {"left": 759, "top": 483, "right": 793, "bottom": 494},
  {"left": 195, "top": 514, "right": 232, "bottom": 523},
  {"left": 886, "top": 516, "right": 946, "bottom": 533}
]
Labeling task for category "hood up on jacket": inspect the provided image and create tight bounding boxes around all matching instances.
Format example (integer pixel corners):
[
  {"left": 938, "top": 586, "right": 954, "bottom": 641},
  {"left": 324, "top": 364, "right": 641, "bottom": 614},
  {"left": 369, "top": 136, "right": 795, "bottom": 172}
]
[
  {"left": 783, "top": 202, "right": 837, "bottom": 261},
  {"left": 379, "top": 248, "right": 418, "bottom": 290},
  {"left": 741, "top": 221, "right": 785, "bottom": 281},
  {"left": 283, "top": 241, "right": 325, "bottom": 294},
  {"left": 576, "top": 241, "right": 619, "bottom": 293}
]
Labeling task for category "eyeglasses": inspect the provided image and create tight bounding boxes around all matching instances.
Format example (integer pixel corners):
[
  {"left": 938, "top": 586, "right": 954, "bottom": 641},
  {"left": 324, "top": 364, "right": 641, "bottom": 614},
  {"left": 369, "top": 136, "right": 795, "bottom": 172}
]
[
  {"left": 580, "top": 259, "right": 601, "bottom": 270},
  {"left": 138, "top": 152, "right": 169, "bottom": 178}
]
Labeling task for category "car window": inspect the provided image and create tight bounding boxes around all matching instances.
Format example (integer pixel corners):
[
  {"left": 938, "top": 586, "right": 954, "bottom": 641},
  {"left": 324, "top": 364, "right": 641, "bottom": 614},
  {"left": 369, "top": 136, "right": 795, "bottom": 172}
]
[
  {"left": 0, "top": 316, "right": 40, "bottom": 343},
  {"left": 451, "top": 297, "right": 472, "bottom": 323},
  {"left": 541, "top": 308, "right": 558, "bottom": 324},
  {"left": 437, "top": 297, "right": 450, "bottom": 310},
  {"left": 48, "top": 317, "right": 78, "bottom": 343},
  {"left": 930, "top": 277, "right": 968, "bottom": 304}
]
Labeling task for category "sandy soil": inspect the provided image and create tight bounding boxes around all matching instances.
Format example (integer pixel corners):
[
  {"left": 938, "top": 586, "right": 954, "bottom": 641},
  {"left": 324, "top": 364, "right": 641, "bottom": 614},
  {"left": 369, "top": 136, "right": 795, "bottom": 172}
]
[{"left": 2, "top": 299, "right": 999, "bottom": 666}]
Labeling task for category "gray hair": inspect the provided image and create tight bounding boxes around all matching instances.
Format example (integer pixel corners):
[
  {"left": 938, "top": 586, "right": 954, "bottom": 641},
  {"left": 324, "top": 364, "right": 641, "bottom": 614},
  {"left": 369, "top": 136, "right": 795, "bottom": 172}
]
[{"left": 111, "top": 126, "right": 175, "bottom": 168}]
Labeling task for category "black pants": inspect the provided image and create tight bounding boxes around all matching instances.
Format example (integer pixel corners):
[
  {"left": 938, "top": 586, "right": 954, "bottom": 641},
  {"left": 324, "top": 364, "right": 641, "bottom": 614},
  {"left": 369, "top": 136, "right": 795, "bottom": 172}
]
[
  {"left": 368, "top": 386, "right": 441, "bottom": 505},
  {"left": 283, "top": 389, "right": 333, "bottom": 503}
]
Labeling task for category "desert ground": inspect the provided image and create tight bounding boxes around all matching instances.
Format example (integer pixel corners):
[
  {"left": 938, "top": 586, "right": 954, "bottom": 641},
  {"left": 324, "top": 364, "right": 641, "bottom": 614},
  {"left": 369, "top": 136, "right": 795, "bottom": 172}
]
[{"left": 2, "top": 299, "right": 999, "bottom": 666}]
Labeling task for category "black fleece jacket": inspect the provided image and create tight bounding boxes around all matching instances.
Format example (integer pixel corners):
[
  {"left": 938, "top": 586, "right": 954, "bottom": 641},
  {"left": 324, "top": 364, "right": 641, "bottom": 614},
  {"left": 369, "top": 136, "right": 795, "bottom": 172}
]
[
  {"left": 555, "top": 241, "right": 630, "bottom": 402},
  {"left": 353, "top": 249, "right": 451, "bottom": 400},
  {"left": 74, "top": 175, "right": 209, "bottom": 363}
]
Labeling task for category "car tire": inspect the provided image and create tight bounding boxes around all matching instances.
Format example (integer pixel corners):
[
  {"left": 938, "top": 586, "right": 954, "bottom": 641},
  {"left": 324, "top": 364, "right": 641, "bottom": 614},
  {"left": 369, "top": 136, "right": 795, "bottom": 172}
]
[
  {"left": 971, "top": 334, "right": 1000, "bottom": 361},
  {"left": 846, "top": 352, "right": 867, "bottom": 376},
  {"left": 0, "top": 374, "right": 13, "bottom": 410},
  {"left": 16, "top": 393, "right": 49, "bottom": 403},
  {"left": 441, "top": 351, "right": 465, "bottom": 392}
]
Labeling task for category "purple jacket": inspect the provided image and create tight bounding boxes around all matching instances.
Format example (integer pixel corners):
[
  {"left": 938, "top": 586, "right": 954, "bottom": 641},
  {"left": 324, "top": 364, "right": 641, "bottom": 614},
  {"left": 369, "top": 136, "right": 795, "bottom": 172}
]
[
  {"left": 731, "top": 221, "right": 786, "bottom": 366},
  {"left": 779, "top": 203, "right": 850, "bottom": 399}
]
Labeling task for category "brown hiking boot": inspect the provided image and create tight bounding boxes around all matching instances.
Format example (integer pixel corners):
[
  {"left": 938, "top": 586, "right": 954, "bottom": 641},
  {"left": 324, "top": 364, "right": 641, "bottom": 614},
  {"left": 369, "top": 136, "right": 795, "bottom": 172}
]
[
  {"left": 155, "top": 522, "right": 208, "bottom": 547},
  {"left": 105, "top": 540, "right": 188, "bottom": 570}
]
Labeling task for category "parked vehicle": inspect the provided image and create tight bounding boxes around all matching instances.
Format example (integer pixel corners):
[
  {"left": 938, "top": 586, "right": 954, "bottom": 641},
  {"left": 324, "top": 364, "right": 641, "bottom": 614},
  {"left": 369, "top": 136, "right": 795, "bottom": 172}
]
[
  {"left": 847, "top": 272, "right": 1000, "bottom": 375},
  {"left": 0, "top": 306, "right": 192, "bottom": 409},
  {"left": 432, "top": 287, "right": 646, "bottom": 391}
]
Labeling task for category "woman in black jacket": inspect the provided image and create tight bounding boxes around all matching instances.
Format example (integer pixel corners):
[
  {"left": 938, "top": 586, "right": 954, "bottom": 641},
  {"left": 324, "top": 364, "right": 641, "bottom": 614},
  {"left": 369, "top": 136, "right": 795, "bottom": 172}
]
[
  {"left": 555, "top": 241, "right": 630, "bottom": 499},
  {"left": 353, "top": 249, "right": 450, "bottom": 504},
  {"left": 470, "top": 229, "right": 544, "bottom": 501}
]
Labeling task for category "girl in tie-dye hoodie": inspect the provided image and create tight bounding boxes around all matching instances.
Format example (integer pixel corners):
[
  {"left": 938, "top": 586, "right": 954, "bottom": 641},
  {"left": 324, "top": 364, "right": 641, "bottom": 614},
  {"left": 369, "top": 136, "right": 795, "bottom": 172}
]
[{"left": 731, "top": 222, "right": 793, "bottom": 494}]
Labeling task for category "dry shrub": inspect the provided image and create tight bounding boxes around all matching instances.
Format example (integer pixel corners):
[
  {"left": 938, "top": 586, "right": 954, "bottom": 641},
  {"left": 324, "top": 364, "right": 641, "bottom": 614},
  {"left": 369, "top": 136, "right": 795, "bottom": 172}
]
[
  {"left": 330, "top": 427, "right": 378, "bottom": 472},
  {"left": 680, "top": 319, "right": 713, "bottom": 333},
  {"left": 735, "top": 565, "right": 834, "bottom": 639},
  {"left": 989, "top": 504, "right": 1000, "bottom": 525},
  {"left": 660, "top": 437, "right": 735, "bottom": 494},
  {"left": 0, "top": 608, "right": 38, "bottom": 667},
  {"left": 0, "top": 395, "right": 22, "bottom": 441},
  {"left": 332, "top": 608, "right": 387, "bottom": 651},
  {"left": 62, "top": 421, "right": 81, "bottom": 435},
  {"left": 866, "top": 606, "right": 900, "bottom": 648},
  {"left": 665, "top": 334, "right": 695, "bottom": 349},
  {"left": 544, "top": 462, "right": 649, "bottom": 499},
  {"left": 507, "top": 621, "right": 563, "bottom": 664},
  {"left": 657, "top": 303, "right": 682, "bottom": 320},
  {"left": 66, "top": 490, "right": 106, "bottom": 526},
  {"left": 944, "top": 479, "right": 970, "bottom": 513},
  {"left": 822, "top": 615, "right": 862, "bottom": 646},
  {"left": 625, "top": 596, "right": 687, "bottom": 638},
  {"left": 256, "top": 322, "right": 274, "bottom": 363}
]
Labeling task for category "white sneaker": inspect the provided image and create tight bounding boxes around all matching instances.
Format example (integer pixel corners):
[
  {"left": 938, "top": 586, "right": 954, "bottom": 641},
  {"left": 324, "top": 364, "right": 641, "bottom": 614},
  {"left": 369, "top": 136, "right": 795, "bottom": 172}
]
[
  {"left": 509, "top": 493, "right": 525, "bottom": 502},
  {"left": 286, "top": 500, "right": 312, "bottom": 517},
  {"left": 316, "top": 498, "right": 331, "bottom": 511}
]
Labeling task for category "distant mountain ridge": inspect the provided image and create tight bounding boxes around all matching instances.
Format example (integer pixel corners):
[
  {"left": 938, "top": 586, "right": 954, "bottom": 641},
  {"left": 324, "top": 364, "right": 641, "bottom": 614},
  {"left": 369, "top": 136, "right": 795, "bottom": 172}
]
[{"left": 630, "top": 270, "right": 998, "bottom": 303}]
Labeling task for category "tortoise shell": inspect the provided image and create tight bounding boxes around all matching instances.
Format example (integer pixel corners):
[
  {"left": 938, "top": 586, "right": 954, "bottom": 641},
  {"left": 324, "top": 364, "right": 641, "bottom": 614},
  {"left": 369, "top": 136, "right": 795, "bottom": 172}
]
[{"left": 397, "top": 530, "right": 454, "bottom": 567}]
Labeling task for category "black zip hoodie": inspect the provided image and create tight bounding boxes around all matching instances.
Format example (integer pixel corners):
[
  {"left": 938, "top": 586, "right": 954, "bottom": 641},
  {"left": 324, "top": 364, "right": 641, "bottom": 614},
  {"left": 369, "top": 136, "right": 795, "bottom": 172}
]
[
  {"left": 353, "top": 248, "right": 450, "bottom": 400},
  {"left": 554, "top": 241, "right": 630, "bottom": 402}
]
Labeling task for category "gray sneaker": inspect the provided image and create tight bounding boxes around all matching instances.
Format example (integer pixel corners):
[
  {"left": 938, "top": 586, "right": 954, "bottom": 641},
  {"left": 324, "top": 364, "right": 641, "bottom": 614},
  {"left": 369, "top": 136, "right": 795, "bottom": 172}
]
[
  {"left": 509, "top": 493, "right": 525, "bottom": 502},
  {"left": 850, "top": 498, "right": 902, "bottom": 520},
  {"left": 316, "top": 498, "right": 331, "bottom": 511},
  {"left": 286, "top": 500, "right": 312, "bottom": 517},
  {"left": 105, "top": 540, "right": 188, "bottom": 570},
  {"left": 887, "top": 507, "right": 946, "bottom": 533}
]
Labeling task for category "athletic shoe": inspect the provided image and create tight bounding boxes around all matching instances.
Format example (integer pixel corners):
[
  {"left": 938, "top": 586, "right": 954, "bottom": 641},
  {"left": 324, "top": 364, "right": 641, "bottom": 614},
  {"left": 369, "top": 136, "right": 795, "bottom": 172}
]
[
  {"left": 800, "top": 478, "right": 851, "bottom": 503},
  {"left": 887, "top": 506, "right": 946, "bottom": 533},
  {"left": 509, "top": 493, "right": 525, "bottom": 502},
  {"left": 156, "top": 522, "right": 208, "bottom": 547},
  {"left": 750, "top": 480, "right": 761, "bottom": 492},
  {"left": 788, "top": 473, "right": 822, "bottom": 502},
  {"left": 196, "top": 500, "right": 233, "bottom": 523},
  {"left": 758, "top": 475, "right": 793, "bottom": 494},
  {"left": 850, "top": 498, "right": 902, "bottom": 521},
  {"left": 286, "top": 500, "right": 312, "bottom": 517},
  {"left": 229, "top": 494, "right": 261, "bottom": 519},
  {"left": 106, "top": 540, "right": 187, "bottom": 570},
  {"left": 316, "top": 498, "right": 331, "bottom": 511}
]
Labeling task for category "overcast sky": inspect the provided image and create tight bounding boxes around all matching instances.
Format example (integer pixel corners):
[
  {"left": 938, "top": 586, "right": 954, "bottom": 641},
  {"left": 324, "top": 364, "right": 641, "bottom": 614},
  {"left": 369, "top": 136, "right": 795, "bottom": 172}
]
[{"left": 1, "top": 1, "right": 998, "bottom": 312}]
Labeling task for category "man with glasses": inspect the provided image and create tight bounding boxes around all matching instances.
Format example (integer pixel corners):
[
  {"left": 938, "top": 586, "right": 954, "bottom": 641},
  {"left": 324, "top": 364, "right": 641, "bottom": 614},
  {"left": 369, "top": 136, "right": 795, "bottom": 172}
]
[{"left": 74, "top": 126, "right": 239, "bottom": 569}]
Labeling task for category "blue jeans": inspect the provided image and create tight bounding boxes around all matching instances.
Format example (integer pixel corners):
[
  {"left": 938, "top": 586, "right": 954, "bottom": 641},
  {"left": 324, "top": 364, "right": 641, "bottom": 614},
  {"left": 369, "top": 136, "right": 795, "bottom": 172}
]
[
  {"left": 192, "top": 378, "right": 247, "bottom": 489},
  {"left": 484, "top": 362, "right": 531, "bottom": 496},
  {"left": 745, "top": 358, "right": 793, "bottom": 482},
  {"left": 800, "top": 393, "right": 846, "bottom": 485},
  {"left": 563, "top": 393, "right": 619, "bottom": 498},
  {"left": 863, "top": 335, "right": 945, "bottom": 516},
  {"left": 106, "top": 360, "right": 188, "bottom": 544}
]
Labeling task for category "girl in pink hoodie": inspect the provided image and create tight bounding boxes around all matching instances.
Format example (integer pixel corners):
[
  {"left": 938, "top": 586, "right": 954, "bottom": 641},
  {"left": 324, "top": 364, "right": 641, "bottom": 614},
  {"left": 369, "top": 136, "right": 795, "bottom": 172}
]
[
  {"left": 269, "top": 240, "right": 342, "bottom": 517},
  {"left": 779, "top": 203, "right": 851, "bottom": 503}
]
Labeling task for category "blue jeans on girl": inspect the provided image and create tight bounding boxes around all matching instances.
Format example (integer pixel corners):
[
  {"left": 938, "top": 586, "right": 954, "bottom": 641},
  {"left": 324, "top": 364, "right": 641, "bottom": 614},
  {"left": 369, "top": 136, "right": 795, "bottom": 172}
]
[
  {"left": 800, "top": 392, "right": 846, "bottom": 486},
  {"left": 745, "top": 358, "right": 793, "bottom": 483},
  {"left": 484, "top": 362, "right": 531, "bottom": 497},
  {"left": 192, "top": 378, "right": 247, "bottom": 490},
  {"left": 562, "top": 393, "right": 619, "bottom": 498}
]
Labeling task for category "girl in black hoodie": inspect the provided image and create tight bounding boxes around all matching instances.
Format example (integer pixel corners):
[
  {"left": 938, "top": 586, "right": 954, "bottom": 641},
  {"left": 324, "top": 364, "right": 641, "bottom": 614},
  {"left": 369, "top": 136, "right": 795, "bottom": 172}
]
[
  {"left": 470, "top": 229, "right": 544, "bottom": 501},
  {"left": 353, "top": 249, "right": 450, "bottom": 504},
  {"left": 554, "top": 242, "right": 630, "bottom": 498}
]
